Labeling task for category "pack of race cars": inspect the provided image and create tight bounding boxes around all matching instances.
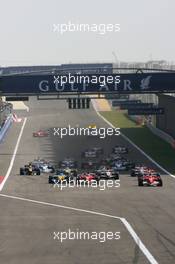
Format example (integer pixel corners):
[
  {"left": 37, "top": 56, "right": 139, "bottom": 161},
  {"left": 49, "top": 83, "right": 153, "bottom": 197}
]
[
  {"left": 20, "top": 158, "right": 55, "bottom": 175},
  {"left": 19, "top": 146, "right": 163, "bottom": 187}
]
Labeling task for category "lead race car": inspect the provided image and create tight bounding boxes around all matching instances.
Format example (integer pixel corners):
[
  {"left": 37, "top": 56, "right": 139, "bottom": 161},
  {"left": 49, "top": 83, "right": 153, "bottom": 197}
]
[
  {"left": 33, "top": 130, "right": 49, "bottom": 137},
  {"left": 138, "top": 170, "right": 163, "bottom": 187}
]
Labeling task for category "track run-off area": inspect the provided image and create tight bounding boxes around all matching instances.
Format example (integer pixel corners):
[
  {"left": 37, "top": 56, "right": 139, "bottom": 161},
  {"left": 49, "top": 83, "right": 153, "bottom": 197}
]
[{"left": 0, "top": 97, "right": 175, "bottom": 264}]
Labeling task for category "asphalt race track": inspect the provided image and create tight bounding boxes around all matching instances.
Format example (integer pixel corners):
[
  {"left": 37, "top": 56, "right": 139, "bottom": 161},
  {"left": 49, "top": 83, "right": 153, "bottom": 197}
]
[{"left": 0, "top": 97, "right": 175, "bottom": 264}]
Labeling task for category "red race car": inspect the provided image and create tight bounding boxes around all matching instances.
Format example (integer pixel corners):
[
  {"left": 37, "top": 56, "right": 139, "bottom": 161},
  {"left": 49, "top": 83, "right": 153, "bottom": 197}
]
[
  {"left": 33, "top": 130, "right": 49, "bottom": 137},
  {"left": 76, "top": 173, "right": 100, "bottom": 185},
  {"left": 138, "top": 171, "right": 163, "bottom": 187}
]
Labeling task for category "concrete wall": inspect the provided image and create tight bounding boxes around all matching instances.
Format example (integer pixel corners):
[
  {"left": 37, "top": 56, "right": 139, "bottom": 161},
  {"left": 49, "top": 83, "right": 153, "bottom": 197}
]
[
  {"left": 0, "top": 114, "right": 13, "bottom": 142},
  {"left": 156, "top": 94, "right": 175, "bottom": 137}
]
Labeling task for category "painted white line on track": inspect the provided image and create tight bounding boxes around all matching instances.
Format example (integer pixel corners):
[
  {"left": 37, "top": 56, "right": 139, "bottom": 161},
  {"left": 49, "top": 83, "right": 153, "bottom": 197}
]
[
  {"left": 0, "top": 193, "right": 158, "bottom": 264},
  {"left": 120, "top": 218, "right": 158, "bottom": 264},
  {"left": 0, "top": 117, "right": 27, "bottom": 191},
  {"left": 26, "top": 105, "right": 29, "bottom": 112},
  {"left": 92, "top": 99, "right": 175, "bottom": 179}
]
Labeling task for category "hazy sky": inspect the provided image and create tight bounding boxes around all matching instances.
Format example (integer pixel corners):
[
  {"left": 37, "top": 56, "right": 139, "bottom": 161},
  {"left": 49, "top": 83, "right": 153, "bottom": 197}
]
[{"left": 0, "top": 0, "right": 174, "bottom": 66}]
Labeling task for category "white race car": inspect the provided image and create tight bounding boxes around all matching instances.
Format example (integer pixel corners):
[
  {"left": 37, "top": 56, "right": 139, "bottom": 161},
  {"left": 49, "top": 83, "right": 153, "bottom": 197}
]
[{"left": 32, "top": 159, "right": 55, "bottom": 173}]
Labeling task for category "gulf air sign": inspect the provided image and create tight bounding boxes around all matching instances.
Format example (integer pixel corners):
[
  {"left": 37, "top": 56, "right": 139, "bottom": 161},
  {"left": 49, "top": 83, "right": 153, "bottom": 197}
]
[{"left": 1, "top": 72, "right": 175, "bottom": 95}]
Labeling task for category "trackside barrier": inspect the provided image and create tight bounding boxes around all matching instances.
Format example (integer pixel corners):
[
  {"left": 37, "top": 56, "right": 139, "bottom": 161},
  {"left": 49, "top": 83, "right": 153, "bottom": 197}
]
[
  {"left": 128, "top": 114, "right": 175, "bottom": 148},
  {"left": 0, "top": 114, "right": 13, "bottom": 142},
  {"left": 146, "top": 123, "right": 175, "bottom": 148}
]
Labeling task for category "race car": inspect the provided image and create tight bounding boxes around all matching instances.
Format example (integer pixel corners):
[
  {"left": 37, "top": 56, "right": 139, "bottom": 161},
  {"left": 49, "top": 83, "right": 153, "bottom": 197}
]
[
  {"left": 87, "top": 124, "right": 98, "bottom": 136},
  {"left": 111, "top": 159, "right": 135, "bottom": 171},
  {"left": 96, "top": 166, "right": 119, "bottom": 180},
  {"left": 138, "top": 172, "right": 163, "bottom": 186},
  {"left": 91, "top": 147, "right": 104, "bottom": 155},
  {"left": 20, "top": 163, "right": 40, "bottom": 175},
  {"left": 81, "top": 160, "right": 99, "bottom": 170},
  {"left": 109, "top": 153, "right": 123, "bottom": 161},
  {"left": 101, "top": 154, "right": 123, "bottom": 166},
  {"left": 88, "top": 124, "right": 97, "bottom": 130},
  {"left": 33, "top": 130, "right": 49, "bottom": 137},
  {"left": 32, "top": 158, "right": 55, "bottom": 173},
  {"left": 112, "top": 145, "right": 128, "bottom": 154},
  {"left": 63, "top": 167, "right": 78, "bottom": 177},
  {"left": 101, "top": 157, "right": 114, "bottom": 166},
  {"left": 76, "top": 172, "right": 100, "bottom": 185},
  {"left": 81, "top": 149, "right": 97, "bottom": 159},
  {"left": 130, "top": 165, "right": 148, "bottom": 177},
  {"left": 59, "top": 158, "right": 78, "bottom": 169},
  {"left": 48, "top": 169, "right": 74, "bottom": 184}
]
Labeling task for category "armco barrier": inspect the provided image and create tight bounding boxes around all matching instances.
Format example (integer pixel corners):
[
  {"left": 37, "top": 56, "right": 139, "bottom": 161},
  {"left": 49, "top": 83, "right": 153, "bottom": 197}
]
[
  {"left": 146, "top": 123, "right": 175, "bottom": 147},
  {"left": 128, "top": 114, "right": 175, "bottom": 147},
  {"left": 0, "top": 114, "right": 13, "bottom": 142}
]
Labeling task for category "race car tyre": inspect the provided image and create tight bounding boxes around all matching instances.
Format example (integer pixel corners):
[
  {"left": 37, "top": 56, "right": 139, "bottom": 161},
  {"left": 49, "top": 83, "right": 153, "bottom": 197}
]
[
  {"left": 95, "top": 177, "right": 101, "bottom": 184},
  {"left": 48, "top": 176, "right": 58, "bottom": 184},
  {"left": 37, "top": 170, "right": 41, "bottom": 175},
  {"left": 138, "top": 180, "right": 143, "bottom": 186},
  {"left": 50, "top": 168, "right": 55, "bottom": 173},
  {"left": 33, "top": 170, "right": 40, "bottom": 175},
  {"left": 20, "top": 168, "right": 25, "bottom": 175},
  {"left": 130, "top": 171, "right": 135, "bottom": 177},
  {"left": 158, "top": 180, "right": 163, "bottom": 187},
  {"left": 114, "top": 174, "right": 119, "bottom": 180}
]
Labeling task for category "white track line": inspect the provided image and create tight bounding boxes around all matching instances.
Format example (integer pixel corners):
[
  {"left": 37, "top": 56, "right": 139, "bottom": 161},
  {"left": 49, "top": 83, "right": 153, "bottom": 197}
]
[
  {"left": 0, "top": 193, "right": 158, "bottom": 264},
  {"left": 120, "top": 218, "right": 158, "bottom": 264},
  {"left": 92, "top": 100, "right": 175, "bottom": 179},
  {"left": 0, "top": 117, "right": 27, "bottom": 191},
  {"left": 26, "top": 105, "right": 29, "bottom": 112}
]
